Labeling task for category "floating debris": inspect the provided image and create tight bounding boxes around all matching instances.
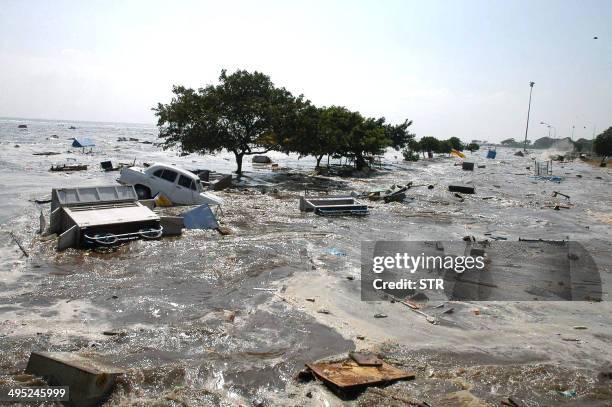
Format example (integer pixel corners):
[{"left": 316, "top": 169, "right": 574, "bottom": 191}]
[{"left": 306, "top": 355, "right": 414, "bottom": 390}]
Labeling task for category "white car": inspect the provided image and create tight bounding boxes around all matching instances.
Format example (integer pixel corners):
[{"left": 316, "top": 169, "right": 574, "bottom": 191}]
[{"left": 118, "top": 163, "right": 223, "bottom": 206}]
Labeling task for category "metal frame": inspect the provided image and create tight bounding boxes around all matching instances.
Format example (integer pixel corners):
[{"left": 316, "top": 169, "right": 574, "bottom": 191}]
[{"left": 83, "top": 226, "right": 163, "bottom": 246}]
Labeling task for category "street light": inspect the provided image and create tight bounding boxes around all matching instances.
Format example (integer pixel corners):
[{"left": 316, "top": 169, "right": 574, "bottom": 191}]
[
  {"left": 523, "top": 81, "right": 535, "bottom": 151},
  {"left": 540, "top": 121, "right": 556, "bottom": 138}
]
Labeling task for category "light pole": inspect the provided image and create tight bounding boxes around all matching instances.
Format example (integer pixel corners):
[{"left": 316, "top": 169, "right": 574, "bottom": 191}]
[
  {"left": 540, "top": 121, "right": 556, "bottom": 139},
  {"left": 571, "top": 125, "right": 575, "bottom": 141},
  {"left": 523, "top": 82, "right": 535, "bottom": 151}
]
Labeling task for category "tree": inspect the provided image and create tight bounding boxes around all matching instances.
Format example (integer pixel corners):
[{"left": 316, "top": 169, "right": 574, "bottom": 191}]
[
  {"left": 447, "top": 137, "right": 463, "bottom": 151},
  {"left": 436, "top": 139, "right": 452, "bottom": 154},
  {"left": 281, "top": 104, "right": 329, "bottom": 168},
  {"left": 154, "top": 69, "right": 299, "bottom": 175},
  {"left": 573, "top": 138, "right": 592, "bottom": 153},
  {"left": 466, "top": 142, "right": 480, "bottom": 151},
  {"left": 385, "top": 120, "right": 415, "bottom": 151},
  {"left": 593, "top": 126, "right": 612, "bottom": 156},
  {"left": 341, "top": 113, "right": 389, "bottom": 170},
  {"left": 418, "top": 137, "right": 440, "bottom": 157},
  {"left": 402, "top": 148, "right": 419, "bottom": 161},
  {"left": 501, "top": 138, "right": 517, "bottom": 146}
]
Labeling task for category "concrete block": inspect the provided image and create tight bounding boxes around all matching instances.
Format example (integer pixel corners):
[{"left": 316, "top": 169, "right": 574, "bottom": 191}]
[
  {"left": 462, "top": 162, "right": 474, "bottom": 171},
  {"left": 160, "top": 216, "right": 184, "bottom": 236},
  {"left": 25, "top": 352, "right": 124, "bottom": 407},
  {"left": 448, "top": 185, "right": 475, "bottom": 194}
]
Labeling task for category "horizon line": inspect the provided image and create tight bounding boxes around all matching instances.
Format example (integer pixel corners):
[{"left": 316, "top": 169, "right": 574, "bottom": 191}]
[{"left": 0, "top": 115, "right": 156, "bottom": 127}]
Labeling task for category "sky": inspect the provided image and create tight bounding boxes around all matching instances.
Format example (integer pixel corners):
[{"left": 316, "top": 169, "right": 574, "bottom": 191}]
[{"left": 0, "top": 0, "right": 611, "bottom": 142}]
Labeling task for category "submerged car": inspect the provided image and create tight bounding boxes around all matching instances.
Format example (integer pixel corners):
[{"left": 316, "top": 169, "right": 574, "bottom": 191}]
[{"left": 118, "top": 163, "right": 223, "bottom": 206}]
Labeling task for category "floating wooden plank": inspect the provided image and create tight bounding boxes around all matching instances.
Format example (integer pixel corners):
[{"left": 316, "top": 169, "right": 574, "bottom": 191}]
[{"left": 306, "top": 359, "right": 414, "bottom": 389}]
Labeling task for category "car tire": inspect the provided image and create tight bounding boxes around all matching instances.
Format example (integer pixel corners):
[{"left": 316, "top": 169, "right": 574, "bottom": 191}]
[{"left": 134, "top": 185, "right": 151, "bottom": 200}]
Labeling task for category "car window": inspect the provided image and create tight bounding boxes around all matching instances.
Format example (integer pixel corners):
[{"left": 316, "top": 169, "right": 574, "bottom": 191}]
[
  {"left": 160, "top": 170, "right": 177, "bottom": 183},
  {"left": 178, "top": 175, "right": 195, "bottom": 190},
  {"left": 153, "top": 169, "right": 164, "bottom": 177}
]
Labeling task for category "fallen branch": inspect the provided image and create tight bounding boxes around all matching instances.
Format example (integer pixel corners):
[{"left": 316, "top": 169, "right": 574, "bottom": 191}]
[{"left": 9, "top": 231, "right": 28, "bottom": 257}]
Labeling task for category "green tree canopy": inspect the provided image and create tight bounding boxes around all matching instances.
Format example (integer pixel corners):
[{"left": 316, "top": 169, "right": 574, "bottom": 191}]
[
  {"left": 466, "top": 142, "right": 480, "bottom": 151},
  {"left": 418, "top": 136, "right": 440, "bottom": 156},
  {"left": 384, "top": 119, "right": 416, "bottom": 151},
  {"left": 593, "top": 126, "right": 612, "bottom": 156},
  {"left": 283, "top": 106, "right": 413, "bottom": 170},
  {"left": 154, "top": 69, "right": 416, "bottom": 173},
  {"left": 573, "top": 138, "right": 592, "bottom": 153},
  {"left": 446, "top": 137, "right": 463, "bottom": 151},
  {"left": 436, "top": 139, "right": 452, "bottom": 154},
  {"left": 154, "top": 69, "right": 299, "bottom": 174}
]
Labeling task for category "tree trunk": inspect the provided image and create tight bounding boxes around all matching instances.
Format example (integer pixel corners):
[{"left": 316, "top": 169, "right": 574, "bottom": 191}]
[
  {"left": 355, "top": 154, "right": 367, "bottom": 170},
  {"left": 315, "top": 155, "right": 323, "bottom": 168},
  {"left": 234, "top": 152, "right": 244, "bottom": 175}
]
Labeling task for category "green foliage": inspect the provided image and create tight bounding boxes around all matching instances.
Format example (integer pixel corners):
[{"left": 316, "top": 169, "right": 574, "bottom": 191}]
[
  {"left": 154, "top": 69, "right": 416, "bottom": 173},
  {"left": 154, "top": 69, "right": 299, "bottom": 174},
  {"left": 435, "top": 139, "right": 452, "bottom": 154},
  {"left": 447, "top": 137, "right": 463, "bottom": 151},
  {"left": 284, "top": 106, "right": 412, "bottom": 170},
  {"left": 466, "top": 142, "right": 480, "bottom": 151},
  {"left": 402, "top": 148, "right": 419, "bottom": 161},
  {"left": 573, "top": 138, "right": 592, "bottom": 153},
  {"left": 418, "top": 137, "right": 440, "bottom": 154},
  {"left": 593, "top": 127, "right": 612, "bottom": 156},
  {"left": 281, "top": 104, "right": 327, "bottom": 167},
  {"left": 385, "top": 120, "right": 416, "bottom": 151}
]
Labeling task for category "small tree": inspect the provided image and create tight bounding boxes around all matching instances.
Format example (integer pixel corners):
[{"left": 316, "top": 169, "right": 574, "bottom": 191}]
[
  {"left": 281, "top": 104, "right": 330, "bottom": 168},
  {"left": 344, "top": 115, "right": 389, "bottom": 170},
  {"left": 385, "top": 119, "right": 415, "bottom": 150},
  {"left": 447, "top": 136, "right": 463, "bottom": 151},
  {"left": 593, "top": 127, "right": 612, "bottom": 157},
  {"left": 154, "top": 69, "right": 299, "bottom": 175},
  {"left": 436, "top": 139, "right": 452, "bottom": 155},
  {"left": 418, "top": 136, "right": 440, "bottom": 157},
  {"left": 466, "top": 142, "right": 480, "bottom": 151},
  {"left": 402, "top": 148, "right": 419, "bottom": 161},
  {"left": 573, "top": 138, "right": 592, "bottom": 152}
]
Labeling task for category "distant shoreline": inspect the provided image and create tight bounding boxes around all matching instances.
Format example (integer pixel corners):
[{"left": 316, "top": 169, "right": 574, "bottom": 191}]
[{"left": 0, "top": 116, "right": 155, "bottom": 127}]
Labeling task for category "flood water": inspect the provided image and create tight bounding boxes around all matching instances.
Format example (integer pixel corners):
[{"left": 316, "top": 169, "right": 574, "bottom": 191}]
[{"left": 0, "top": 117, "right": 611, "bottom": 406}]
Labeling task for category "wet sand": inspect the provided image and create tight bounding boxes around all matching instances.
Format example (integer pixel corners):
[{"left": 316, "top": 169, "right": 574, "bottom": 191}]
[{"left": 0, "top": 118, "right": 611, "bottom": 406}]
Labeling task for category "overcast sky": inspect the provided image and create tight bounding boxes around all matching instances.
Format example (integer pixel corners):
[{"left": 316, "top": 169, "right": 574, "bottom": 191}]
[{"left": 1, "top": 0, "right": 610, "bottom": 142}]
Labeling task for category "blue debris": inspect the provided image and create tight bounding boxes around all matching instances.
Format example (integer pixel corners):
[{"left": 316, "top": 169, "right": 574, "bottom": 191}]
[
  {"left": 558, "top": 390, "right": 577, "bottom": 398},
  {"left": 486, "top": 150, "right": 497, "bottom": 159},
  {"left": 530, "top": 176, "right": 564, "bottom": 183},
  {"left": 71, "top": 138, "right": 95, "bottom": 148},
  {"left": 182, "top": 204, "right": 219, "bottom": 230},
  {"left": 326, "top": 247, "right": 346, "bottom": 256}
]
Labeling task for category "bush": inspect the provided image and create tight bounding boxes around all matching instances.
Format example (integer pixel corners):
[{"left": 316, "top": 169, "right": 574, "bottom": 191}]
[
  {"left": 593, "top": 127, "right": 612, "bottom": 157},
  {"left": 467, "top": 143, "right": 480, "bottom": 151},
  {"left": 402, "top": 149, "right": 419, "bottom": 161}
]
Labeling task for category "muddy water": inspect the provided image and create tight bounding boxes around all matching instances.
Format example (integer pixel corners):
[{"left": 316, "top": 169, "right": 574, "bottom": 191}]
[{"left": 1, "top": 118, "right": 611, "bottom": 406}]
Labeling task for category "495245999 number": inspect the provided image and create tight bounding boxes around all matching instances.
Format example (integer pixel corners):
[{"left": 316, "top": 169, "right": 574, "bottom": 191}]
[{"left": 0, "top": 386, "right": 69, "bottom": 402}]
